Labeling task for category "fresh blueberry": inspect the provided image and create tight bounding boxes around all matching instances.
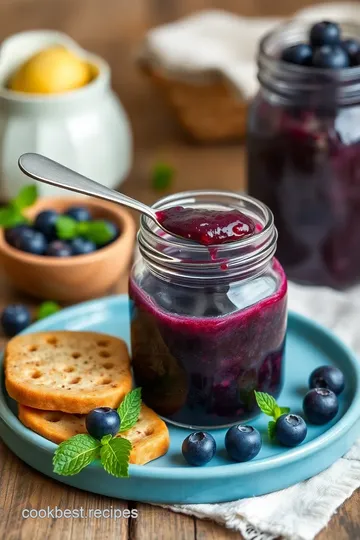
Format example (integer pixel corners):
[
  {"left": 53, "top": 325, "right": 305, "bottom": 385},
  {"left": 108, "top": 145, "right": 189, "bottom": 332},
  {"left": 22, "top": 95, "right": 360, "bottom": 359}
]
[
  {"left": 46, "top": 240, "right": 72, "bottom": 257},
  {"left": 4, "top": 225, "right": 33, "bottom": 247},
  {"left": 65, "top": 206, "right": 91, "bottom": 222},
  {"left": 97, "top": 220, "right": 119, "bottom": 247},
  {"left": 303, "top": 388, "right": 339, "bottom": 425},
  {"left": 309, "top": 365, "right": 345, "bottom": 395},
  {"left": 85, "top": 407, "right": 121, "bottom": 439},
  {"left": 17, "top": 229, "right": 47, "bottom": 255},
  {"left": 342, "top": 39, "right": 360, "bottom": 66},
  {"left": 182, "top": 431, "right": 216, "bottom": 466},
  {"left": 281, "top": 44, "right": 313, "bottom": 66},
  {"left": 71, "top": 237, "right": 96, "bottom": 255},
  {"left": 275, "top": 414, "right": 307, "bottom": 447},
  {"left": 312, "top": 45, "right": 350, "bottom": 69},
  {"left": 310, "top": 21, "right": 341, "bottom": 47},
  {"left": 1, "top": 304, "right": 31, "bottom": 337},
  {"left": 225, "top": 425, "right": 262, "bottom": 462},
  {"left": 34, "top": 210, "right": 59, "bottom": 239}
]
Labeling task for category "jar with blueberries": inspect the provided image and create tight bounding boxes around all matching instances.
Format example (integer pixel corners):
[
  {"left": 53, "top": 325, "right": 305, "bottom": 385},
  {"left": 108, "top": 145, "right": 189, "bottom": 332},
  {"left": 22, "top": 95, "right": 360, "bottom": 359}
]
[
  {"left": 247, "top": 20, "right": 360, "bottom": 289},
  {"left": 129, "top": 191, "right": 287, "bottom": 429}
]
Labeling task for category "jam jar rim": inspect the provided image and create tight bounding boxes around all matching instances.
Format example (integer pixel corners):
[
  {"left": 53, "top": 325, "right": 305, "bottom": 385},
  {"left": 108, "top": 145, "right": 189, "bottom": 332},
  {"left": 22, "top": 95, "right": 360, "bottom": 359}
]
[{"left": 137, "top": 190, "right": 278, "bottom": 284}]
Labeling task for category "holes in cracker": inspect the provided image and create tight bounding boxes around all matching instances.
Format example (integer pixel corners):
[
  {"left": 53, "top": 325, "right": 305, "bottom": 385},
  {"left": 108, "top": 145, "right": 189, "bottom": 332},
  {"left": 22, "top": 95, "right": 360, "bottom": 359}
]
[
  {"left": 29, "top": 345, "right": 38, "bottom": 352},
  {"left": 70, "top": 377, "right": 81, "bottom": 385},
  {"left": 64, "top": 366, "right": 75, "bottom": 373},
  {"left": 103, "top": 362, "right": 114, "bottom": 370},
  {"left": 99, "top": 350, "right": 110, "bottom": 358},
  {"left": 97, "top": 340, "right": 109, "bottom": 347},
  {"left": 144, "top": 427, "right": 154, "bottom": 436},
  {"left": 46, "top": 337, "right": 58, "bottom": 346},
  {"left": 72, "top": 352, "right": 81, "bottom": 359},
  {"left": 45, "top": 412, "right": 62, "bottom": 423},
  {"left": 100, "top": 377, "right": 112, "bottom": 385},
  {"left": 31, "top": 370, "right": 42, "bottom": 379}
]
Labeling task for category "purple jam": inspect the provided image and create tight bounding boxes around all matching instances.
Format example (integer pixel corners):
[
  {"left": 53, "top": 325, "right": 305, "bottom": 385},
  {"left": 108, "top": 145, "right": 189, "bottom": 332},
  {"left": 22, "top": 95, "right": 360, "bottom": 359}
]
[
  {"left": 247, "top": 101, "right": 360, "bottom": 288},
  {"left": 130, "top": 260, "right": 287, "bottom": 428},
  {"left": 156, "top": 207, "right": 256, "bottom": 245}
]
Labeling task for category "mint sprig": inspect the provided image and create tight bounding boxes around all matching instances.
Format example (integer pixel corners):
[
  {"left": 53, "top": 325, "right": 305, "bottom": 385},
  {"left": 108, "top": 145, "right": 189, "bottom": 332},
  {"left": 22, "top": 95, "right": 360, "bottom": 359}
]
[
  {"left": 53, "top": 387, "right": 142, "bottom": 478},
  {"left": 101, "top": 437, "right": 132, "bottom": 478},
  {"left": 37, "top": 301, "right": 61, "bottom": 320},
  {"left": 0, "top": 185, "right": 38, "bottom": 228},
  {"left": 118, "top": 387, "right": 142, "bottom": 432},
  {"left": 254, "top": 391, "right": 291, "bottom": 441},
  {"left": 56, "top": 216, "right": 113, "bottom": 245},
  {"left": 151, "top": 161, "right": 174, "bottom": 192},
  {"left": 53, "top": 434, "right": 101, "bottom": 476}
]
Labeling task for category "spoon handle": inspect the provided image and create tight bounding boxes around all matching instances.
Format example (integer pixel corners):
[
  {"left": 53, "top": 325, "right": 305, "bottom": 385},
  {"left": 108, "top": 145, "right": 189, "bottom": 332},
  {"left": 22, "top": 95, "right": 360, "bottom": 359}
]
[{"left": 18, "top": 153, "right": 156, "bottom": 221}]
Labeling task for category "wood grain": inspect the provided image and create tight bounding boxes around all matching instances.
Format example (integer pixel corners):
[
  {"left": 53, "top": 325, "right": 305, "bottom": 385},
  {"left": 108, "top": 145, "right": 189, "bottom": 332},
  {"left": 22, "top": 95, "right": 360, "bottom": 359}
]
[{"left": 0, "top": 0, "right": 358, "bottom": 539}]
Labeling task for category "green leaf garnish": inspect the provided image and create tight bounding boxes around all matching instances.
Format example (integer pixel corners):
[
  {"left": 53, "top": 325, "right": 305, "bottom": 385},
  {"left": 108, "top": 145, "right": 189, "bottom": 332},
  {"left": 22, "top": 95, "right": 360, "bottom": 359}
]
[
  {"left": 37, "top": 301, "right": 61, "bottom": 320},
  {"left": 84, "top": 221, "right": 113, "bottom": 245},
  {"left": 56, "top": 215, "right": 78, "bottom": 240},
  {"left": 53, "top": 434, "right": 101, "bottom": 476},
  {"left": 268, "top": 420, "right": 276, "bottom": 441},
  {"left": 151, "top": 161, "right": 174, "bottom": 191},
  {"left": 255, "top": 391, "right": 291, "bottom": 442},
  {"left": 118, "top": 387, "right": 142, "bottom": 432},
  {"left": 52, "top": 388, "right": 141, "bottom": 478},
  {"left": 101, "top": 434, "right": 113, "bottom": 445},
  {"left": 100, "top": 437, "right": 132, "bottom": 478},
  {"left": 254, "top": 391, "right": 277, "bottom": 417},
  {"left": 55, "top": 217, "right": 113, "bottom": 245},
  {"left": 13, "top": 185, "right": 38, "bottom": 210},
  {"left": 0, "top": 184, "right": 38, "bottom": 229}
]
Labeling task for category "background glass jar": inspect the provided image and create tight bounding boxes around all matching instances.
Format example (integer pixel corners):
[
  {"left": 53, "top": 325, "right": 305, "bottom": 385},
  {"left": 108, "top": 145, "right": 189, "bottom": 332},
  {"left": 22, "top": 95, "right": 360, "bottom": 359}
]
[
  {"left": 130, "top": 191, "right": 288, "bottom": 429},
  {"left": 247, "top": 21, "right": 360, "bottom": 289}
]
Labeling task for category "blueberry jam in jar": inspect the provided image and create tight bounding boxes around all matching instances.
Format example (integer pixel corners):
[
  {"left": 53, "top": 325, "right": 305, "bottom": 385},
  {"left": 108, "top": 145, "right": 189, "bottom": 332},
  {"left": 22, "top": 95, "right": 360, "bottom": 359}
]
[
  {"left": 247, "top": 21, "right": 360, "bottom": 289},
  {"left": 130, "top": 191, "right": 287, "bottom": 429}
]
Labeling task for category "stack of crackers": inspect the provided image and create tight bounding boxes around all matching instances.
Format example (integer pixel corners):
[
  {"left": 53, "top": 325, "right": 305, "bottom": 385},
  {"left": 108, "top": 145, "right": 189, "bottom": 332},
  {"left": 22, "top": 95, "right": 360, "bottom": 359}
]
[{"left": 4, "top": 331, "right": 170, "bottom": 465}]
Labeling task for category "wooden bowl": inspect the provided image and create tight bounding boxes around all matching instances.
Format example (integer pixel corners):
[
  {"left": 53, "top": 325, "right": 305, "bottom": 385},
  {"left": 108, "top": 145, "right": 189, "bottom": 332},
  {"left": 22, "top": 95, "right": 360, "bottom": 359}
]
[{"left": 0, "top": 197, "right": 136, "bottom": 302}]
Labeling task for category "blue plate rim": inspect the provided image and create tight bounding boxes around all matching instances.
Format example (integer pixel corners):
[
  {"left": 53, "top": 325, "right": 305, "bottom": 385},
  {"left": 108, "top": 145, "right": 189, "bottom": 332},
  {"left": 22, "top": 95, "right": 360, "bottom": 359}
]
[{"left": 1, "top": 294, "right": 360, "bottom": 480}]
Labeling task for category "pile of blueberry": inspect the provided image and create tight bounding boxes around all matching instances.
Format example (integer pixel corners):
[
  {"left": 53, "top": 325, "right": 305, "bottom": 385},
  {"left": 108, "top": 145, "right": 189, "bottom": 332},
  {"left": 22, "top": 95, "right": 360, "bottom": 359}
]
[
  {"left": 281, "top": 20, "right": 360, "bottom": 69},
  {"left": 182, "top": 365, "right": 345, "bottom": 466},
  {"left": 4, "top": 206, "right": 118, "bottom": 257}
]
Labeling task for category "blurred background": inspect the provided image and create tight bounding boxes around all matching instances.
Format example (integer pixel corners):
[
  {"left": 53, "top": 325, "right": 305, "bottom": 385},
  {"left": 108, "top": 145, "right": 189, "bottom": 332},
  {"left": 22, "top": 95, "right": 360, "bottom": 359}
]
[{"left": 0, "top": 0, "right": 341, "bottom": 203}]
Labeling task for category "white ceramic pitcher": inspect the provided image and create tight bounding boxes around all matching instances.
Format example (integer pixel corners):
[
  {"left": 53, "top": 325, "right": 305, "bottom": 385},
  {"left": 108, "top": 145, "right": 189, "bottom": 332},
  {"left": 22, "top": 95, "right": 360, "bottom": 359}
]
[{"left": 0, "top": 30, "right": 132, "bottom": 199}]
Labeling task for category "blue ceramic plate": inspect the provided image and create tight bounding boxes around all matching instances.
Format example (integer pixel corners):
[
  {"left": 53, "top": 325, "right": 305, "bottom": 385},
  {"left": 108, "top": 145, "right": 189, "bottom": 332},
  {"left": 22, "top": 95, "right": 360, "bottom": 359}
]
[{"left": 1, "top": 295, "right": 360, "bottom": 504}]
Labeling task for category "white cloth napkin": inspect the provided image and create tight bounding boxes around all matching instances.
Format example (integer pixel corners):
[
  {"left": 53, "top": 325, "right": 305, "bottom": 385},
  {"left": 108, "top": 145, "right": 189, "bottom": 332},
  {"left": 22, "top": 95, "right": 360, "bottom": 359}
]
[{"left": 164, "top": 282, "right": 360, "bottom": 540}]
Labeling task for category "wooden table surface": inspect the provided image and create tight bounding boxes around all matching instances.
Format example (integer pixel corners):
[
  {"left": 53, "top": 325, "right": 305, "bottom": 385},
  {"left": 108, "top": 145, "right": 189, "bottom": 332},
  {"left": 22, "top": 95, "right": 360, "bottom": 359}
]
[{"left": 0, "top": 1, "right": 359, "bottom": 539}]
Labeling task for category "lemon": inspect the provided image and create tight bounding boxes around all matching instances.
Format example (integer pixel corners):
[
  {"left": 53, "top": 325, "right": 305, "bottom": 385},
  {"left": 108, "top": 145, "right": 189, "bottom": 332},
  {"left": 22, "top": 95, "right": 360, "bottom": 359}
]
[{"left": 9, "top": 46, "right": 92, "bottom": 94}]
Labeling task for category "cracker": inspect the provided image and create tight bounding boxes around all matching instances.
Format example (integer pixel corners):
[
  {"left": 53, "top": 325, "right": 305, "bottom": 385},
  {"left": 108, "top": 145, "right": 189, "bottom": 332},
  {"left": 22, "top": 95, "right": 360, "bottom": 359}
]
[
  {"left": 18, "top": 403, "right": 170, "bottom": 465},
  {"left": 5, "top": 331, "right": 132, "bottom": 414}
]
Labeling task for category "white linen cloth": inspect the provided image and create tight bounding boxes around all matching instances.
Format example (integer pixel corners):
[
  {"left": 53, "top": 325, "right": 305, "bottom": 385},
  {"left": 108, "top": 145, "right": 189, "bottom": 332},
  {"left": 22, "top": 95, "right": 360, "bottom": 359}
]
[{"left": 164, "top": 283, "right": 360, "bottom": 539}]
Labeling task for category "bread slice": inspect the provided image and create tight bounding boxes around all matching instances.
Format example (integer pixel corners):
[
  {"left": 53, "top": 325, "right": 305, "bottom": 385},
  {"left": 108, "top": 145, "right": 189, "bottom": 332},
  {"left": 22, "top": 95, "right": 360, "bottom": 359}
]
[
  {"left": 18, "top": 403, "right": 170, "bottom": 465},
  {"left": 5, "top": 331, "right": 132, "bottom": 414}
]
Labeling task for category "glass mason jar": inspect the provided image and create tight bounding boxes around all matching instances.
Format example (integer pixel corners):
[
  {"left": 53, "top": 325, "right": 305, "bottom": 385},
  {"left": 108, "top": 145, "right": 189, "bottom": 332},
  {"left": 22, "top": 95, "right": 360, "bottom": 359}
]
[
  {"left": 129, "top": 191, "right": 288, "bottom": 429},
  {"left": 247, "top": 21, "right": 360, "bottom": 289}
]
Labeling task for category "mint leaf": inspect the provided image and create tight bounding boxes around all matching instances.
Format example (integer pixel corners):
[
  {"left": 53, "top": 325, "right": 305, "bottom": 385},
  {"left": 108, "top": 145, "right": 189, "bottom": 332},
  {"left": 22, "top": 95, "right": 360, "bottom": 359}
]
[
  {"left": 84, "top": 221, "right": 113, "bottom": 245},
  {"left": 268, "top": 420, "right": 276, "bottom": 441},
  {"left": 56, "top": 215, "right": 78, "bottom": 240},
  {"left": 37, "top": 301, "right": 61, "bottom": 320},
  {"left": 101, "top": 434, "right": 113, "bottom": 445},
  {"left": 53, "top": 434, "right": 100, "bottom": 476},
  {"left": 0, "top": 206, "right": 27, "bottom": 228},
  {"left": 254, "top": 391, "right": 277, "bottom": 417},
  {"left": 151, "top": 162, "right": 174, "bottom": 191},
  {"left": 118, "top": 388, "right": 142, "bottom": 432},
  {"left": 13, "top": 184, "right": 38, "bottom": 210},
  {"left": 280, "top": 406, "right": 290, "bottom": 415},
  {"left": 100, "top": 437, "right": 132, "bottom": 478}
]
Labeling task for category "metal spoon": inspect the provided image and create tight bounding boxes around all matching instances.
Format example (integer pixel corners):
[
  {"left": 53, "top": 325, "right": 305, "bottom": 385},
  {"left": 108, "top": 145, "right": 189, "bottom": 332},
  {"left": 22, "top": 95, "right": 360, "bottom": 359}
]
[{"left": 18, "top": 152, "right": 166, "bottom": 231}]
